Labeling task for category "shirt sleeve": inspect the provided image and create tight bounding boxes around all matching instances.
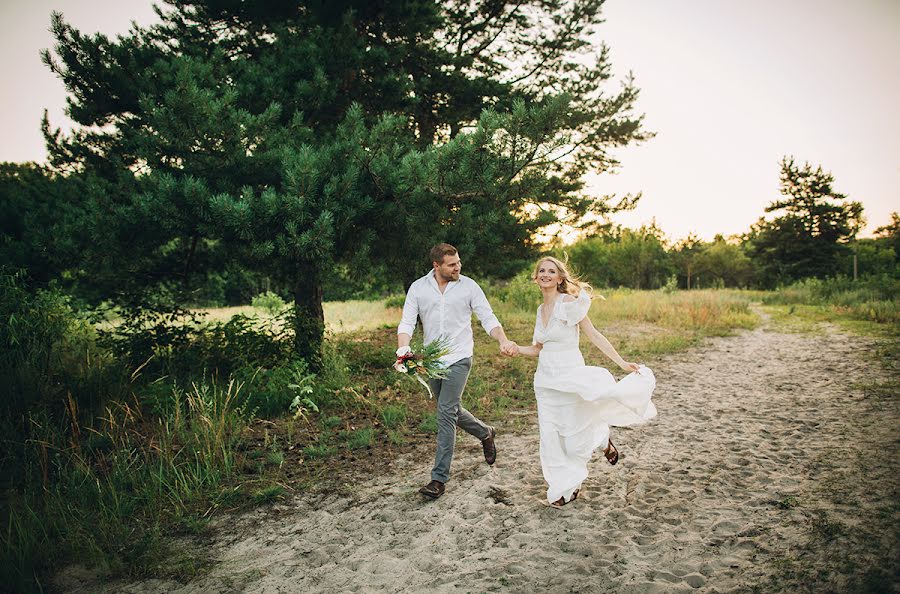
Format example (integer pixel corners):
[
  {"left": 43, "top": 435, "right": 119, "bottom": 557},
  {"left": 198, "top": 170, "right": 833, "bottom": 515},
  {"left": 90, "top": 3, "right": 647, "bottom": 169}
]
[
  {"left": 470, "top": 281, "right": 502, "bottom": 335},
  {"left": 397, "top": 285, "right": 419, "bottom": 336},
  {"left": 558, "top": 289, "right": 592, "bottom": 326}
]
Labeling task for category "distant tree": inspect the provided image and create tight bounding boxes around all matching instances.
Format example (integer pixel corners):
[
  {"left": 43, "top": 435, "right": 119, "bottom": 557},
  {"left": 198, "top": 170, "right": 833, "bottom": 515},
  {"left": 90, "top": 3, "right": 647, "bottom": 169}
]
[
  {"left": 43, "top": 1, "right": 649, "bottom": 367},
  {"left": 873, "top": 212, "right": 900, "bottom": 259},
  {"left": 569, "top": 222, "right": 672, "bottom": 289},
  {"left": 693, "top": 235, "right": 756, "bottom": 288},
  {"left": 746, "top": 157, "right": 863, "bottom": 286},
  {"left": 847, "top": 238, "right": 898, "bottom": 279},
  {"left": 843, "top": 213, "right": 899, "bottom": 279},
  {"left": 671, "top": 233, "right": 703, "bottom": 289}
]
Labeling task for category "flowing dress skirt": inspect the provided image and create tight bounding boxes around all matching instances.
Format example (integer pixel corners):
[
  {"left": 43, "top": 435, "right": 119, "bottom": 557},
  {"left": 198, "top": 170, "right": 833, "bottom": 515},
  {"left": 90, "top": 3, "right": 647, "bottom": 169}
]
[{"left": 535, "top": 347, "right": 657, "bottom": 503}]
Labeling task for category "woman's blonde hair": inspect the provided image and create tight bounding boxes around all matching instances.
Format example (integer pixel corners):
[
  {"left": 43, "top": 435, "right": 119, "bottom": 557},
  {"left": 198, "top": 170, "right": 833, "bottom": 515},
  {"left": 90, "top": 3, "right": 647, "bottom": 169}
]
[{"left": 532, "top": 256, "right": 592, "bottom": 297}]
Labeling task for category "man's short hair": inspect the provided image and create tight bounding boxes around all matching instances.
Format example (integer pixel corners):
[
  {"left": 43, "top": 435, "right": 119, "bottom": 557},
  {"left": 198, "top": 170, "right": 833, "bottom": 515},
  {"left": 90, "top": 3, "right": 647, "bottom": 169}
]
[{"left": 429, "top": 243, "right": 458, "bottom": 265}]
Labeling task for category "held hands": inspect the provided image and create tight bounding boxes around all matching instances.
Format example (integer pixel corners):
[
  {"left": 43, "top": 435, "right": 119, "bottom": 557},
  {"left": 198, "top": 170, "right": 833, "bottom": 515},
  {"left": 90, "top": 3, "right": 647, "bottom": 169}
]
[{"left": 500, "top": 339, "right": 519, "bottom": 357}]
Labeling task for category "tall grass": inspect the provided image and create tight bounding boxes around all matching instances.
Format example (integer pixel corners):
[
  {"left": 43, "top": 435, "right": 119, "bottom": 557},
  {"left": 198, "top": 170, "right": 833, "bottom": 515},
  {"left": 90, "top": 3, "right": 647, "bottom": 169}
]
[
  {"left": 588, "top": 289, "right": 757, "bottom": 334},
  {"left": 1, "top": 380, "right": 253, "bottom": 590},
  {"left": 762, "top": 275, "right": 899, "bottom": 325},
  {"left": 490, "top": 271, "right": 757, "bottom": 339}
]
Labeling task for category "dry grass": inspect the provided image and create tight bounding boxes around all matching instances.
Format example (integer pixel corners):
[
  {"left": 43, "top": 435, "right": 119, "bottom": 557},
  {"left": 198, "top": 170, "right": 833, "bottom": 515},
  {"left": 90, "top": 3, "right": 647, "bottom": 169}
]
[{"left": 192, "top": 301, "right": 401, "bottom": 334}]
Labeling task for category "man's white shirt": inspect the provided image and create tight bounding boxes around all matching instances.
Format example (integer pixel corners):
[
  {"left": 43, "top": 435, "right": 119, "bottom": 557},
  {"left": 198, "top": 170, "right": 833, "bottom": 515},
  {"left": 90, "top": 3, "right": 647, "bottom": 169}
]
[{"left": 397, "top": 271, "right": 501, "bottom": 365}]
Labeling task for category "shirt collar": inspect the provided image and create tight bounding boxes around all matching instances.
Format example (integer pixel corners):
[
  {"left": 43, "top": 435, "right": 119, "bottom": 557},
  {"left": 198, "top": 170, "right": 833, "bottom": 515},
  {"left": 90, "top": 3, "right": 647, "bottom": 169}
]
[{"left": 427, "top": 269, "right": 460, "bottom": 293}]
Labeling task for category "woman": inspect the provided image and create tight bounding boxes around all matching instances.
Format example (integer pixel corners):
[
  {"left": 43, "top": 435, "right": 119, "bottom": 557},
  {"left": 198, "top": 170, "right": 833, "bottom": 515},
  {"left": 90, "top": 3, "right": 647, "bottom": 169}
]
[{"left": 515, "top": 257, "right": 657, "bottom": 508}]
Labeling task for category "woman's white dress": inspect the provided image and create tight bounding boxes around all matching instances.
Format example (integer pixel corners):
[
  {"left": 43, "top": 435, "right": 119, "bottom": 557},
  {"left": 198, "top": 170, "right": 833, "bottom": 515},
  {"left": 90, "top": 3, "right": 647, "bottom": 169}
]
[{"left": 533, "top": 290, "right": 657, "bottom": 503}]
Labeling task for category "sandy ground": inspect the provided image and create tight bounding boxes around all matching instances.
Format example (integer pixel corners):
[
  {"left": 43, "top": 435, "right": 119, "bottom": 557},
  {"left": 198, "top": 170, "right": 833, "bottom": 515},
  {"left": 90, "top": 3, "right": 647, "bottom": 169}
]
[{"left": 58, "top": 311, "right": 899, "bottom": 593}]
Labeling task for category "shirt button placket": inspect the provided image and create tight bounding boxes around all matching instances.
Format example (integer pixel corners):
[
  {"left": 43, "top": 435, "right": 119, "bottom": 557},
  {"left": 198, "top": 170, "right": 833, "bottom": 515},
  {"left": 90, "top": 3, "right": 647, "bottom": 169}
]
[{"left": 439, "top": 293, "right": 445, "bottom": 336}]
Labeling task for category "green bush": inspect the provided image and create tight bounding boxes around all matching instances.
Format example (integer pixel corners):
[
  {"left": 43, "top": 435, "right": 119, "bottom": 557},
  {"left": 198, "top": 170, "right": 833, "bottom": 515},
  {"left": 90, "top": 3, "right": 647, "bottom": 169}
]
[
  {"left": 490, "top": 270, "right": 538, "bottom": 313},
  {"left": 0, "top": 271, "right": 128, "bottom": 441},
  {"left": 568, "top": 226, "right": 674, "bottom": 290},
  {"left": 106, "top": 310, "right": 294, "bottom": 383},
  {"left": 251, "top": 291, "right": 287, "bottom": 316},
  {"left": 2, "top": 378, "right": 253, "bottom": 590},
  {"left": 763, "top": 275, "right": 899, "bottom": 324},
  {"left": 234, "top": 360, "right": 311, "bottom": 418},
  {"left": 383, "top": 294, "right": 406, "bottom": 308}
]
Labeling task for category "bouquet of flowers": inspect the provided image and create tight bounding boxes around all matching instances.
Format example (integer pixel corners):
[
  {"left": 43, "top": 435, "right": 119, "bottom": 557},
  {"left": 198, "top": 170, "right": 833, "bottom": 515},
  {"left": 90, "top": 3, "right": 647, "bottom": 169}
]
[{"left": 393, "top": 337, "right": 452, "bottom": 398}]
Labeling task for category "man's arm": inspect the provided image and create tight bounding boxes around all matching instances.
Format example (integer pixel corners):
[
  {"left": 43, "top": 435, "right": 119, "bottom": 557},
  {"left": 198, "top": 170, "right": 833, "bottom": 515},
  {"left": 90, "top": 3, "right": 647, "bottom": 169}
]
[
  {"left": 397, "top": 286, "right": 418, "bottom": 355},
  {"left": 397, "top": 332, "right": 412, "bottom": 352},
  {"left": 490, "top": 325, "right": 519, "bottom": 356},
  {"left": 470, "top": 282, "right": 518, "bottom": 355}
]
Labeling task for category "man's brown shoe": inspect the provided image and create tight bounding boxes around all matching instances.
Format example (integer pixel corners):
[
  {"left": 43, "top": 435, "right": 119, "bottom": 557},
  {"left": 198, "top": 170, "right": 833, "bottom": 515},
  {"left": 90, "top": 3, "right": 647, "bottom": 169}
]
[
  {"left": 419, "top": 480, "right": 445, "bottom": 499},
  {"left": 482, "top": 426, "right": 497, "bottom": 465}
]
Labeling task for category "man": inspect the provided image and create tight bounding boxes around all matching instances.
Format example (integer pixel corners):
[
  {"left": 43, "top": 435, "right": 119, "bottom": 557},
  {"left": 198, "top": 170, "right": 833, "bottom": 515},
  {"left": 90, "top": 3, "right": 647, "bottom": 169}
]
[{"left": 398, "top": 243, "right": 518, "bottom": 499}]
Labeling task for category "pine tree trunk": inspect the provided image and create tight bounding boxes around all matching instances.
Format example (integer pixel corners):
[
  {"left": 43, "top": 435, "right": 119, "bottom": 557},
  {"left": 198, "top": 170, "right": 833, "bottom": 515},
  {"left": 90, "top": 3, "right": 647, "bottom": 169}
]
[{"left": 292, "top": 264, "right": 325, "bottom": 372}]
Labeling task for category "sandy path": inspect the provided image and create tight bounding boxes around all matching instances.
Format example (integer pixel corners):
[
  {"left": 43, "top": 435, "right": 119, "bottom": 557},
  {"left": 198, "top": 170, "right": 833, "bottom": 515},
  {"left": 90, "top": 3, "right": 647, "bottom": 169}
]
[{"left": 61, "top": 311, "right": 899, "bottom": 593}]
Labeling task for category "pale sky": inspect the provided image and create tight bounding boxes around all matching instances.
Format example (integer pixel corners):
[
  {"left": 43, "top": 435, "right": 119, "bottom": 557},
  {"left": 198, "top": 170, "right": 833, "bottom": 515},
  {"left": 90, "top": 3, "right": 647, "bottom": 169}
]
[{"left": 1, "top": 0, "right": 898, "bottom": 241}]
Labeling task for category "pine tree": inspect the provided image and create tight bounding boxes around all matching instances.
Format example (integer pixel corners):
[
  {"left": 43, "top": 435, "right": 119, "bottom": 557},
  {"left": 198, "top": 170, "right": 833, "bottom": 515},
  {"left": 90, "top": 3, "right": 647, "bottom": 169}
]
[
  {"left": 42, "top": 0, "right": 649, "bottom": 367},
  {"left": 0, "top": 163, "right": 84, "bottom": 287},
  {"left": 747, "top": 157, "right": 863, "bottom": 286}
]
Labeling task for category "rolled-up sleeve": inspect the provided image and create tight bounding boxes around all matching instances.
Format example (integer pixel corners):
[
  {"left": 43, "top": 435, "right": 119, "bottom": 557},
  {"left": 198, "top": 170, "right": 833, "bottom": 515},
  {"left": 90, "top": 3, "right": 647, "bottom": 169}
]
[
  {"left": 470, "top": 281, "right": 501, "bottom": 335},
  {"left": 397, "top": 286, "right": 419, "bottom": 336}
]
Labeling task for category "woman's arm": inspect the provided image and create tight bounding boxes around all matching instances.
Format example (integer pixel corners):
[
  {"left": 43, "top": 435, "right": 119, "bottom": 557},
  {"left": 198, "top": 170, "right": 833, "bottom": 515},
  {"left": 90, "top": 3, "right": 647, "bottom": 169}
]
[
  {"left": 579, "top": 317, "right": 640, "bottom": 373},
  {"left": 517, "top": 343, "right": 543, "bottom": 358}
]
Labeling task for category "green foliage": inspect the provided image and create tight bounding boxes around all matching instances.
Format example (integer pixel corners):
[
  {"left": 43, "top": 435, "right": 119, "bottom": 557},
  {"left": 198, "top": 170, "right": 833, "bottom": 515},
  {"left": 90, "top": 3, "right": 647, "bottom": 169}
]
[
  {"left": 321, "top": 415, "right": 343, "bottom": 430},
  {"left": 763, "top": 275, "right": 899, "bottom": 324},
  {"left": 1, "top": 378, "right": 253, "bottom": 589},
  {"left": 387, "top": 429, "right": 406, "bottom": 446},
  {"left": 288, "top": 366, "right": 319, "bottom": 420},
  {"left": 323, "top": 263, "right": 400, "bottom": 302},
  {"left": 105, "top": 309, "right": 293, "bottom": 383},
  {"left": 0, "top": 163, "right": 94, "bottom": 294},
  {"left": 253, "top": 484, "right": 285, "bottom": 504},
  {"left": 747, "top": 157, "right": 864, "bottom": 286},
  {"left": 380, "top": 405, "right": 408, "bottom": 429},
  {"left": 845, "top": 235, "right": 899, "bottom": 279},
  {"left": 251, "top": 291, "right": 287, "bottom": 316},
  {"left": 339, "top": 427, "right": 375, "bottom": 450},
  {"left": 873, "top": 212, "right": 900, "bottom": 258},
  {"left": 41, "top": 1, "right": 649, "bottom": 367},
  {"left": 491, "top": 271, "right": 539, "bottom": 311},
  {"left": 690, "top": 236, "right": 757, "bottom": 288},
  {"left": 302, "top": 443, "right": 335, "bottom": 460},
  {"left": 1, "top": 271, "right": 76, "bottom": 415},
  {"left": 418, "top": 413, "right": 438, "bottom": 434},
  {"left": 567, "top": 223, "right": 674, "bottom": 289},
  {"left": 383, "top": 294, "right": 406, "bottom": 309},
  {"left": 0, "top": 271, "right": 127, "bottom": 447}
]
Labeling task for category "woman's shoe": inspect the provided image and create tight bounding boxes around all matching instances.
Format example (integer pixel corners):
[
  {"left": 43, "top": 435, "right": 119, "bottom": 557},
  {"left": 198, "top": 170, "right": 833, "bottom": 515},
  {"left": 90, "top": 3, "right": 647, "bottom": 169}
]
[{"left": 603, "top": 439, "right": 619, "bottom": 465}]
